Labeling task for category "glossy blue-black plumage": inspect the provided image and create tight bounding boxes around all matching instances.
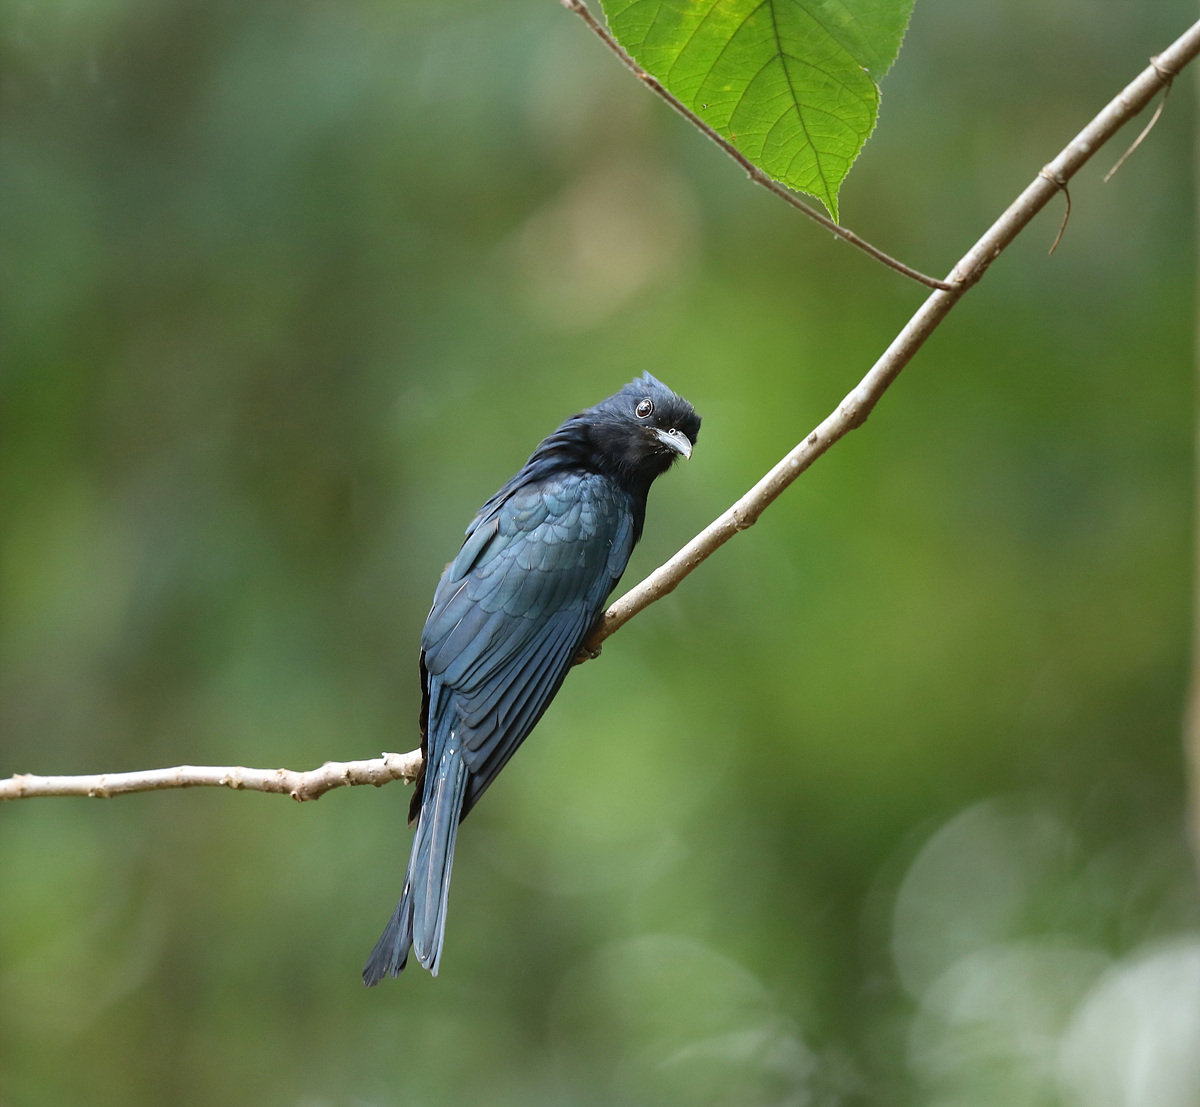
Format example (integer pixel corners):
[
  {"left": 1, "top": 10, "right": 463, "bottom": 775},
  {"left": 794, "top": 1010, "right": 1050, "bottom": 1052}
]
[{"left": 363, "top": 373, "right": 700, "bottom": 983}]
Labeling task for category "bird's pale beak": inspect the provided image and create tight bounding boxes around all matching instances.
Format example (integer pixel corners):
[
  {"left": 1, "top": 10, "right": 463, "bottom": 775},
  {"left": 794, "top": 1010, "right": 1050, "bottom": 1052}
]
[{"left": 654, "top": 427, "right": 693, "bottom": 460}]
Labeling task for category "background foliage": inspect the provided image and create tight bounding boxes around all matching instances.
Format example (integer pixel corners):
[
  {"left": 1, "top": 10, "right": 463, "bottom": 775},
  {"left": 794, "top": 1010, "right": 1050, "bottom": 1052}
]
[{"left": 1, "top": 0, "right": 1198, "bottom": 1104}]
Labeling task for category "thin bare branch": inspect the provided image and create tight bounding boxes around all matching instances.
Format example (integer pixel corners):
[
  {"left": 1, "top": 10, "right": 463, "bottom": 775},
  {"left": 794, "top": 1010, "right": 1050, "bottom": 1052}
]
[
  {"left": 1186, "top": 49, "right": 1200, "bottom": 879},
  {"left": 558, "top": 0, "right": 955, "bottom": 292},
  {"left": 5, "top": 23, "right": 1198, "bottom": 804},
  {"left": 0, "top": 752, "right": 421, "bottom": 803}
]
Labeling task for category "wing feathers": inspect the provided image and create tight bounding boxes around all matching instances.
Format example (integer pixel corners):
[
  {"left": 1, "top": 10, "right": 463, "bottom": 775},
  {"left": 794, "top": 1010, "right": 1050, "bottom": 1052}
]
[{"left": 419, "top": 473, "right": 632, "bottom": 813}]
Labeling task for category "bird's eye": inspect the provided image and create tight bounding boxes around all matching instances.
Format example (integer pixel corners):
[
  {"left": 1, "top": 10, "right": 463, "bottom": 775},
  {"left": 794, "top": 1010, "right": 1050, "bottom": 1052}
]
[{"left": 635, "top": 399, "right": 654, "bottom": 418}]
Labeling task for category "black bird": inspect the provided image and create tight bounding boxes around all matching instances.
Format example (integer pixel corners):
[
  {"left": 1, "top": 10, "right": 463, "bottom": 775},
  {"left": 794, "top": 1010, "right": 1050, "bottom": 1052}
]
[{"left": 363, "top": 372, "right": 700, "bottom": 983}]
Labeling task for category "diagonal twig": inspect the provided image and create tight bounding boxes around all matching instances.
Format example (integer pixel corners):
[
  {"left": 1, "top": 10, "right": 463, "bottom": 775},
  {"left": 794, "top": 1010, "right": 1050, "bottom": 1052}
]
[{"left": 582, "top": 26, "right": 1198, "bottom": 648}]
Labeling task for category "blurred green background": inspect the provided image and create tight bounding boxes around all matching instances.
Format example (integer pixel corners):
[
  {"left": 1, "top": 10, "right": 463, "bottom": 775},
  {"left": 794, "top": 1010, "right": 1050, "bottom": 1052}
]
[{"left": 3, "top": 0, "right": 1200, "bottom": 1104}]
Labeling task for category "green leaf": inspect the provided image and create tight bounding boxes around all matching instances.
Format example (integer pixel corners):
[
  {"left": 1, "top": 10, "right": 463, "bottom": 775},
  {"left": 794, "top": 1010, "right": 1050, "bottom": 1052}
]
[{"left": 600, "top": 0, "right": 915, "bottom": 221}]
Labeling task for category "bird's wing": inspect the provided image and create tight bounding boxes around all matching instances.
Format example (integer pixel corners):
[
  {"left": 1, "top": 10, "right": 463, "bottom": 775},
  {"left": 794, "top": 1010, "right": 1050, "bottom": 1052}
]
[{"left": 421, "top": 472, "right": 635, "bottom": 810}]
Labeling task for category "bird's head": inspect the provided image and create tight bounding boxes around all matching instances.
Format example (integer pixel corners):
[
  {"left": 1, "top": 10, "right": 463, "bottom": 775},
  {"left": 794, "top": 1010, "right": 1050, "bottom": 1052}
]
[{"left": 585, "top": 372, "right": 701, "bottom": 491}]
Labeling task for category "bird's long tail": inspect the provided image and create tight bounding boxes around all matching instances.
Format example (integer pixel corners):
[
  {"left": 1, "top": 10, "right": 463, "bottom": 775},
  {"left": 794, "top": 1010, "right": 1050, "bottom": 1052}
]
[{"left": 362, "top": 732, "right": 468, "bottom": 985}]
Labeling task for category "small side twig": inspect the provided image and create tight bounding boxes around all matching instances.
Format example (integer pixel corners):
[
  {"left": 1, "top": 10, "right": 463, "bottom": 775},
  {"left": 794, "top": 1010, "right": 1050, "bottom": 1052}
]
[
  {"left": 1104, "top": 54, "right": 1176, "bottom": 182},
  {"left": 1183, "top": 44, "right": 1200, "bottom": 884},
  {"left": 558, "top": 0, "right": 955, "bottom": 292},
  {"left": 1038, "top": 168, "right": 1072, "bottom": 254}
]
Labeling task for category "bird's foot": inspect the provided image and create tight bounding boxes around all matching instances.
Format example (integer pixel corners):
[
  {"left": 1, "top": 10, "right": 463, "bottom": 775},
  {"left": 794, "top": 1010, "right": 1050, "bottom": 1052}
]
[{"left": 572, "top": 643, "right": 602, "bottom": 665}]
